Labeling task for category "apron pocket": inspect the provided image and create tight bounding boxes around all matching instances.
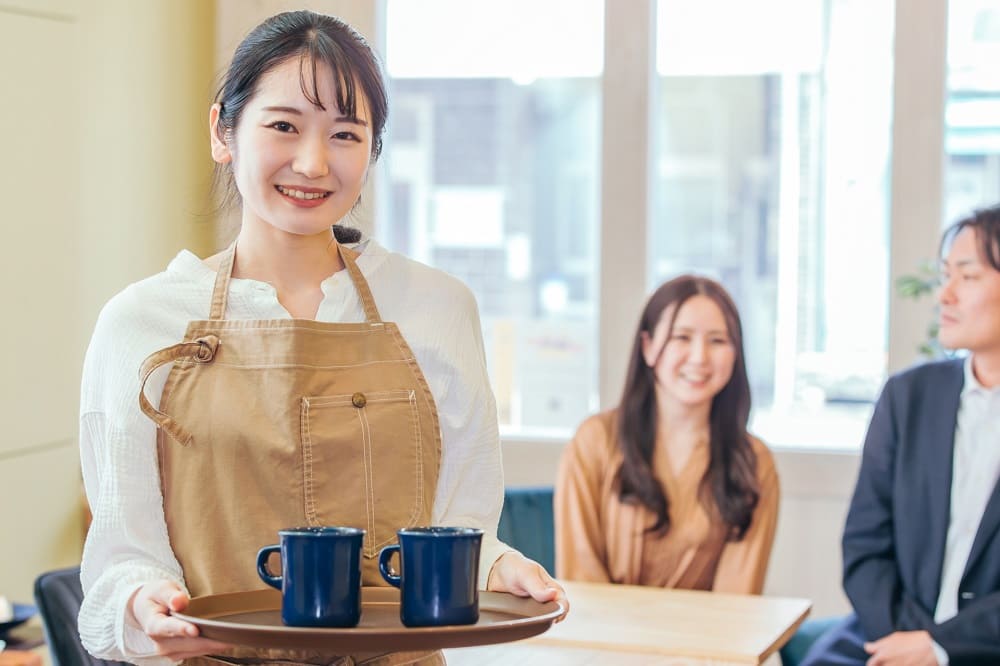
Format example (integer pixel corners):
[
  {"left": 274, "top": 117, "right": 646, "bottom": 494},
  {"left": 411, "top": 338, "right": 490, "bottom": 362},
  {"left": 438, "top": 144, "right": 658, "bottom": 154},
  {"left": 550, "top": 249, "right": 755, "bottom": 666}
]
[{"left": 301, "top": 389, "right": 424, "bottom": 557}]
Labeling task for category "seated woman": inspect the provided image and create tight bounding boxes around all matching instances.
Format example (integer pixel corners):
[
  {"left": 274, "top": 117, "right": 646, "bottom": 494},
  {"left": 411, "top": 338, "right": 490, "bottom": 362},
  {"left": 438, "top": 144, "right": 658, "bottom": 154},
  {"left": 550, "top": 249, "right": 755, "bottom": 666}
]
[{"left": 555, "top": 275, "right": 779, "bottom": 593}]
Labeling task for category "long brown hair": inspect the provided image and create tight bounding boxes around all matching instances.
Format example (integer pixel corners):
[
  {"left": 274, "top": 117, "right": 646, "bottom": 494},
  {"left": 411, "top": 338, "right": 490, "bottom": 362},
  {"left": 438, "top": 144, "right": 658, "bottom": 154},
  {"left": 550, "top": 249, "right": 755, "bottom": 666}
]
[{"left": 616, "top": 275, "right": 759, "bottom": 539}]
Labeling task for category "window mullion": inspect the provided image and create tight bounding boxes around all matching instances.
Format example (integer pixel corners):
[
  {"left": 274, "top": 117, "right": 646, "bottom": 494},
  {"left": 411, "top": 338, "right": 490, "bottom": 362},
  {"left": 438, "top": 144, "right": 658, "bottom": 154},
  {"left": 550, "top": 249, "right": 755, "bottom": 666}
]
[
  {"left": 887, "top": 0, "right": 948, "bottom": 373},
  {"left": 599, "top": 0, "right": 656, "bottom": 409}
]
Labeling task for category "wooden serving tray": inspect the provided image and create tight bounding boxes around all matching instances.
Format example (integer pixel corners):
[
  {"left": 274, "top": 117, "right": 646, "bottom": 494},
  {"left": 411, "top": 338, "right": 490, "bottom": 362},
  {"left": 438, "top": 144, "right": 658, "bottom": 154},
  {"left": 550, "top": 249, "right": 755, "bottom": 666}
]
[{"left": 173, "top": 587, "right": 563, "bottom": 652}]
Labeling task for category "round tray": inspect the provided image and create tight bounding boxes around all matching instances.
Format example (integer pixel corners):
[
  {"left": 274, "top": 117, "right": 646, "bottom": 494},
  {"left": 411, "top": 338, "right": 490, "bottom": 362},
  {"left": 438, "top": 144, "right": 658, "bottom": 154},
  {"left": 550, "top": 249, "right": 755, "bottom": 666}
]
[{"left": 174, "top": 587, "right": 563, "bottom": 652}]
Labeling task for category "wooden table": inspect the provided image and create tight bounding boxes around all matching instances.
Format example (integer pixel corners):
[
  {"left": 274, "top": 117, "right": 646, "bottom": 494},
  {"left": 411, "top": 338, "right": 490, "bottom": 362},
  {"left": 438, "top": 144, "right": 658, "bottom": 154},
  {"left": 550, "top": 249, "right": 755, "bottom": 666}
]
[{"left": 445, "top": 581, "right": 811, "bottom": 665}]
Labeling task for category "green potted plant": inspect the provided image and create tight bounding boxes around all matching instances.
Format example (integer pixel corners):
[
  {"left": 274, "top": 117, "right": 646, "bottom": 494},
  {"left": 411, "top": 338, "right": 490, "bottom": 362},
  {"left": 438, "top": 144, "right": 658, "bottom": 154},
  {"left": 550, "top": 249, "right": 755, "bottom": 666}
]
[{"left": 896, "top": 260, "right": 948, "bottom": 359}]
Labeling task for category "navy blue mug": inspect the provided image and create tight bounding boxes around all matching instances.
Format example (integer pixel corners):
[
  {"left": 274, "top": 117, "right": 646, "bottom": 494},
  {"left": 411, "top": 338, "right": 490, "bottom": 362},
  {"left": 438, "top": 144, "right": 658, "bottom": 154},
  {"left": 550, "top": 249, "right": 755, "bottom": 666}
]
[
  {"left": 378, "top": 526, "right": 483, "bottom": 627},
  {"left": 256, "top": 526, "right": 365, "bottom": 627}
]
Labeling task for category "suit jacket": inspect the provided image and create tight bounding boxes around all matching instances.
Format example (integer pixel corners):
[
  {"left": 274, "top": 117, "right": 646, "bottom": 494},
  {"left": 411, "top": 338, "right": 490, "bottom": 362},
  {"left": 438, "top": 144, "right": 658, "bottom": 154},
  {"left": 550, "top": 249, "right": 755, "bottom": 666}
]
[{"left": 842, "top": 358, "right": 1000, "bottom": 664}]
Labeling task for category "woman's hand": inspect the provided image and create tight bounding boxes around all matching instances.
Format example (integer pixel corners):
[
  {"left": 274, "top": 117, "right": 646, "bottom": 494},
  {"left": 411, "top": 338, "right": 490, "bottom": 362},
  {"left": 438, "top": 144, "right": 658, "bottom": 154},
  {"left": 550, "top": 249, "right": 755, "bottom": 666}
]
[
  {"left": 130, "top": 580, "right": 232, "bottom": 661},
  {"left": 486, "top": 552, "right": 569, "bottom": 621}
]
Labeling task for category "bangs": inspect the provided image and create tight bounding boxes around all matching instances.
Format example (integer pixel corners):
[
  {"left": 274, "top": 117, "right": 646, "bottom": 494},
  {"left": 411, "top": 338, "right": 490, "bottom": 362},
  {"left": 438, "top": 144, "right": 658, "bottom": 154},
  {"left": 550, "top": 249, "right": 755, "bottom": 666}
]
[{"left": 296, "top": 30, "right": 362, "bottom": 121}]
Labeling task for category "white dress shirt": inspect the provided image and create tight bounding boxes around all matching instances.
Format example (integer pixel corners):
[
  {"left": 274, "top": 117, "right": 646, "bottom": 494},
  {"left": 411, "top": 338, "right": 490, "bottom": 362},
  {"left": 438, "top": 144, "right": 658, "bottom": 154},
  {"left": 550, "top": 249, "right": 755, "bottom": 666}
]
[
  {"left": 78, "top": 238, "right": 513, "bottom": 664},
  {"left": 931, "top": 355, "right": 1000, "bottom": 664}
]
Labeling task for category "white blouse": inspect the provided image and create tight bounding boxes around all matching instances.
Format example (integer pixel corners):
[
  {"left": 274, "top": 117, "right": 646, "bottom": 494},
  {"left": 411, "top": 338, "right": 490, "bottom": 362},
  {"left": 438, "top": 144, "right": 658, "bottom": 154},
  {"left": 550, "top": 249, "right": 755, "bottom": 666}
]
[{"left": 78, "top": 238, "right": 513, "bottom": 664}]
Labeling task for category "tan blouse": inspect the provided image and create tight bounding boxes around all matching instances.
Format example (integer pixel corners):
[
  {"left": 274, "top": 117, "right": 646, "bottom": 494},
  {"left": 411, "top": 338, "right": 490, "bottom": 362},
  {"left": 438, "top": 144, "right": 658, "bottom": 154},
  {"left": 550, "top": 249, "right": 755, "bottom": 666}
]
[{"left": 555, "top": 410, "right": 779, "bottom": 594}]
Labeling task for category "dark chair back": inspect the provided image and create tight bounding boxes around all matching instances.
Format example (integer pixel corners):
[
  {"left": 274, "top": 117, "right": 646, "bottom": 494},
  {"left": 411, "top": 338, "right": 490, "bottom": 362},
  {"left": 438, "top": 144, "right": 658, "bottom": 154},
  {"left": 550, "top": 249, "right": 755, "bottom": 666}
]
[
  {"left": 497, "top": 486, "right": 556, "bottom": 574},
  {"left": 33, "top": 566, "right": 128, "bottom": 666},
  {"left": 779, "top": 616, "right": 844, "bottom": 666}
]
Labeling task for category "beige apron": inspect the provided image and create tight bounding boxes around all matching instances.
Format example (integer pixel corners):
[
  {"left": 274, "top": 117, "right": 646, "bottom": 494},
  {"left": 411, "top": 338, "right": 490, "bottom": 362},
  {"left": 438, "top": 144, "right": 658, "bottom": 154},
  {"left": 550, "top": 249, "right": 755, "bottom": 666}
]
[{"left": 139, "top": 242, "right": 444, "bottom": 665}]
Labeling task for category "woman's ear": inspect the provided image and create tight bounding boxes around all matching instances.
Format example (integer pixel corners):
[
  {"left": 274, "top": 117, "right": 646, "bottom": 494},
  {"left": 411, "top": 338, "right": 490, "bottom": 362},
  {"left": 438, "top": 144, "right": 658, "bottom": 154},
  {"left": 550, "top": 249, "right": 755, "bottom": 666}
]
[{"left": 209, "top": 103, "right": 232, "bottom": 164}]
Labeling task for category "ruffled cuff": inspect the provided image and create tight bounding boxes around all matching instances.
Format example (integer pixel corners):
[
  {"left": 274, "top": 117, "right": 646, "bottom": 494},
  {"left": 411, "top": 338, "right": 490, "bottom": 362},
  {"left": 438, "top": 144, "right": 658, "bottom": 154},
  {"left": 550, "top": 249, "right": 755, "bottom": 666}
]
[
  {"left": 79, "top": 563, "right": 185, "bottom": 665},
  {"left": 479, "top": 534, "right": 517, "bottom": 590}
]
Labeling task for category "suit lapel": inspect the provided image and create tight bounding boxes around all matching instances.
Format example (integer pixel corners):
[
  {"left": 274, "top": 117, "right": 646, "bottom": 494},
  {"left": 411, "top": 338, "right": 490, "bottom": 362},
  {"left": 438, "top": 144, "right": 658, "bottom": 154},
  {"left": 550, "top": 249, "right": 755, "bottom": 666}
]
[{"left": 964, "top": 480, "right": 1000, "bottom": 580}]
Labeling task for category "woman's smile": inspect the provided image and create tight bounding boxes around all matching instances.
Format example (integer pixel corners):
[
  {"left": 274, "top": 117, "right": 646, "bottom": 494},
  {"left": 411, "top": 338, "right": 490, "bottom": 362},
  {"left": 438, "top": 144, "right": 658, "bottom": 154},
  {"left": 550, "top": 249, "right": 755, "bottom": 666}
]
[{"left": 275, "top": 184, "right": 333, "bottom": 207}]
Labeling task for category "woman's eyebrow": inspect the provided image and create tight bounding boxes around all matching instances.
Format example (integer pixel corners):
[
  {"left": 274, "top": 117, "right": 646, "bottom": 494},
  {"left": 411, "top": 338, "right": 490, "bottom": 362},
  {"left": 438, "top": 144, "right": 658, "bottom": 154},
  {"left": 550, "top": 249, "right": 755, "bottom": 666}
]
[
  {"left": 261, "top": 105, "right": 302, "bottom": 114},
  {"left": 336, "top": 115, "right": 368, "bottom": 126},
  {"left": 261, "top": 105, "right": 367, "bottom": 126},
  {"left": 673, "top": 325, "right": 728, "bottom": 335}
]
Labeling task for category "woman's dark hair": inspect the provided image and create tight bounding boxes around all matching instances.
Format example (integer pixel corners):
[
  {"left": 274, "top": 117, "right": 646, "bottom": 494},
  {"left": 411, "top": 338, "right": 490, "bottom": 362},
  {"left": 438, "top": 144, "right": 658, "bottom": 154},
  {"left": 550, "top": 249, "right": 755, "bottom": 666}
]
[
  {"left": 615, "top": 275, "right": 759, "bottom": 540},
  {"left": 213, "top": 10, "right": 388, "bottom": 243},
  {"left": 941, "top": 204, "right": 1000, "bottom": 270}
]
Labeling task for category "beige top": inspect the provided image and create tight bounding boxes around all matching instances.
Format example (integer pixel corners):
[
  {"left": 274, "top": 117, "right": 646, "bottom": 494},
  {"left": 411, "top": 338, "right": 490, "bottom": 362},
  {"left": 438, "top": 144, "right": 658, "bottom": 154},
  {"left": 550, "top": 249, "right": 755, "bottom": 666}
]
[{"left": 555, "top": 410, "right": 779, "bottom": 594}]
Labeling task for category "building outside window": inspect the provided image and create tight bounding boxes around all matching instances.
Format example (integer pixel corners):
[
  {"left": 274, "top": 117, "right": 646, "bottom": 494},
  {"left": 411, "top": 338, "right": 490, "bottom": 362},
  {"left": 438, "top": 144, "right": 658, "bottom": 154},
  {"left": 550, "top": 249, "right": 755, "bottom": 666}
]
[
  {"left": 380, "top": 0, "right": 604, "bottom": 436},
  {"left": 945, "top": 0, "right": 1000, "bottom": 227},
  {"left": 652, "top": 0, "right": 894, "bottom": 448}
]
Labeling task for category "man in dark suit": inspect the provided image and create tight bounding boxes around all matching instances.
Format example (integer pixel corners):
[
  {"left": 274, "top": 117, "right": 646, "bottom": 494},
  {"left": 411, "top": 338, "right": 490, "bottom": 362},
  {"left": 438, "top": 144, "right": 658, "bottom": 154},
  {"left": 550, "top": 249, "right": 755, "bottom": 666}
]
[{"left": 804, "top": 206, "right": 1000, "bottom": 666}]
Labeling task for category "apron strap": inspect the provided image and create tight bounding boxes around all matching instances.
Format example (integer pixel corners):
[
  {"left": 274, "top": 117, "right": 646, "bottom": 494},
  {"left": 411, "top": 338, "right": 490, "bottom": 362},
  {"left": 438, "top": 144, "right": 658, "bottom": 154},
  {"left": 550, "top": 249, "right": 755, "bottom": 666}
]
[
  {"left": 209, "top": 242, "right": 238, "bottom": 321},
  {"left": 336, "top": 242, "right": 383, "bottom": 324},
  {"left": 208, "top": 239, "right": 381, "bottom": 324},
  {"left": 138, "top": 335, "right": 220, "bottom": 446}
]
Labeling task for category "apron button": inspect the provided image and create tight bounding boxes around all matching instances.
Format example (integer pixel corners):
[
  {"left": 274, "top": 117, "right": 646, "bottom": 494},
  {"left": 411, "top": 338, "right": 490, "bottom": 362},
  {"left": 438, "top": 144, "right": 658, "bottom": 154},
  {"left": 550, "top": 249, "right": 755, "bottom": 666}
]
[{"left": 352, "top": 392, "right": 367, "bottom": 408}]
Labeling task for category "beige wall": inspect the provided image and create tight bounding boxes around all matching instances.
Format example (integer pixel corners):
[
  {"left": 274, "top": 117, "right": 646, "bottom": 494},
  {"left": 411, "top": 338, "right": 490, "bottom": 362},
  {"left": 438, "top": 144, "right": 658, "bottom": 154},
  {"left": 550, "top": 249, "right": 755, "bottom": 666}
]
[
  {"left": 0, "top": 0, "right": 85, "bottom": 606},
  {"left": 0, "top": 0, "right": 213, "bottom": 604},
  {"left": 76, "top": 0, "right": 215, "bottom": 317}
]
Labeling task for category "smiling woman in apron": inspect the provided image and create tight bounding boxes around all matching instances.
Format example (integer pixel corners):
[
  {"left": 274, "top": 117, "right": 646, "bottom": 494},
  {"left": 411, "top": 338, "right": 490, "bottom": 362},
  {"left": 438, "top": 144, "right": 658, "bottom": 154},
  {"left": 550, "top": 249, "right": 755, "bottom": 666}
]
[{"left": 78, "top": 11, "right": 566, "bottom": 665}]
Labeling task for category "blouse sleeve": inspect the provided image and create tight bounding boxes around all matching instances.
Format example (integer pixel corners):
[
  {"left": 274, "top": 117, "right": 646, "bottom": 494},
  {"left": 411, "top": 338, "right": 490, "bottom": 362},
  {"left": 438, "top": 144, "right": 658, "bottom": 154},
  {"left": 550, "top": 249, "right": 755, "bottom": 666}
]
[
  {"left": 555, "top": 415, "right": 614, "bottom": 582},
  {"left": 424, "top": 281, "right": 515, "bottom": 588},
  {"left": 78, "top": 294, "right": 187, "bottom": 666},
  {"left": 711, "top": 440, "right": 780, "bottom": 594}
]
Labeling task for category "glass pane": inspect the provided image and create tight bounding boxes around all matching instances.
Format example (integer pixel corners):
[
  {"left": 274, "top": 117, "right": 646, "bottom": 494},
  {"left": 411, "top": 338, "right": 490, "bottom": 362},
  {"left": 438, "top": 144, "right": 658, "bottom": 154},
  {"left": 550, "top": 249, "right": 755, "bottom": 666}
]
[
  {"left": 652, "top": 0, "right": 894, "bottom": 449},
  {"left": 380, "top": 0, "right": 604, "bottom": 436},
  {"left": 944, "top": 0, "right": 1000, "bottom": 226}
]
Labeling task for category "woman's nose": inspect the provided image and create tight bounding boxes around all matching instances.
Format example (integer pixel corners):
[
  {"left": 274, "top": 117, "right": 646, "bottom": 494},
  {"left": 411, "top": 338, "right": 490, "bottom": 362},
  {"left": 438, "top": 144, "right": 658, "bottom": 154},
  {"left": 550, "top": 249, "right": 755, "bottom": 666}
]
[
  {"left": 689, "top": 338, "right": 708, "bottom": 361},
  {"left": 293, "top": 138, "right": 330, "bottom": 179}
]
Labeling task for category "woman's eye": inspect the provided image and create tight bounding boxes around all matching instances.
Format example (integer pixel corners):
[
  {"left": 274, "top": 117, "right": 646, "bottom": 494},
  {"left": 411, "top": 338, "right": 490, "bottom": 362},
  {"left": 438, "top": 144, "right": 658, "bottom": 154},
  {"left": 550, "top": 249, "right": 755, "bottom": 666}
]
[
  {"left": 268, "top": 121, "right": 295, "bottom": 133},
  {"left": 711, "top": 338, "right": 729, "bottom": 345},
  {"left": 333, "top": 130, "right": 360, "bottom": 142}
]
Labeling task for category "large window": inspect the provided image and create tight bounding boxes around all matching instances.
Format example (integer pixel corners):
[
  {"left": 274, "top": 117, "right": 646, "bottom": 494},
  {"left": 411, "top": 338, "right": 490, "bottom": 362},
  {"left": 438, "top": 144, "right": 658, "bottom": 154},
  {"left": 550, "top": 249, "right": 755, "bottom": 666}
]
[
  {"left": 652, "top": 0, "right": 895, "bottom": 448},
  {"left": 945, "top": 0, "right": 1000, "bottom": 226},
  {"left": 372, "top": 1, "right": 956, "bottom": 451},
  {"left": 379, "top": 0, "right": 604, "bottom": 436}
]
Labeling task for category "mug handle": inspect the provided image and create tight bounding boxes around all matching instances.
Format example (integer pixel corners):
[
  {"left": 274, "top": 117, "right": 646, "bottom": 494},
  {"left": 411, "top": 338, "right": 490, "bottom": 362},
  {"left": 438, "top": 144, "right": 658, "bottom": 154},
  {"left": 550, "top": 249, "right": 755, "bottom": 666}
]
[
  {"left": 256, "top": 545, "right": 282, "bottom": 589},
  {"left": 378, "top": 544, "right": 402, "bottom": 588}
]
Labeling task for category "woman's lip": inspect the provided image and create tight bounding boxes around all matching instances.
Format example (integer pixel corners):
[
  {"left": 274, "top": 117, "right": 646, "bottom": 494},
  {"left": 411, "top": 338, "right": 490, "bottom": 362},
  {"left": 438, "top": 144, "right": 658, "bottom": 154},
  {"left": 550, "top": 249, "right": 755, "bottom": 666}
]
[{"left": 282, "top": 198, "right": 326, "bottom": 208}]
